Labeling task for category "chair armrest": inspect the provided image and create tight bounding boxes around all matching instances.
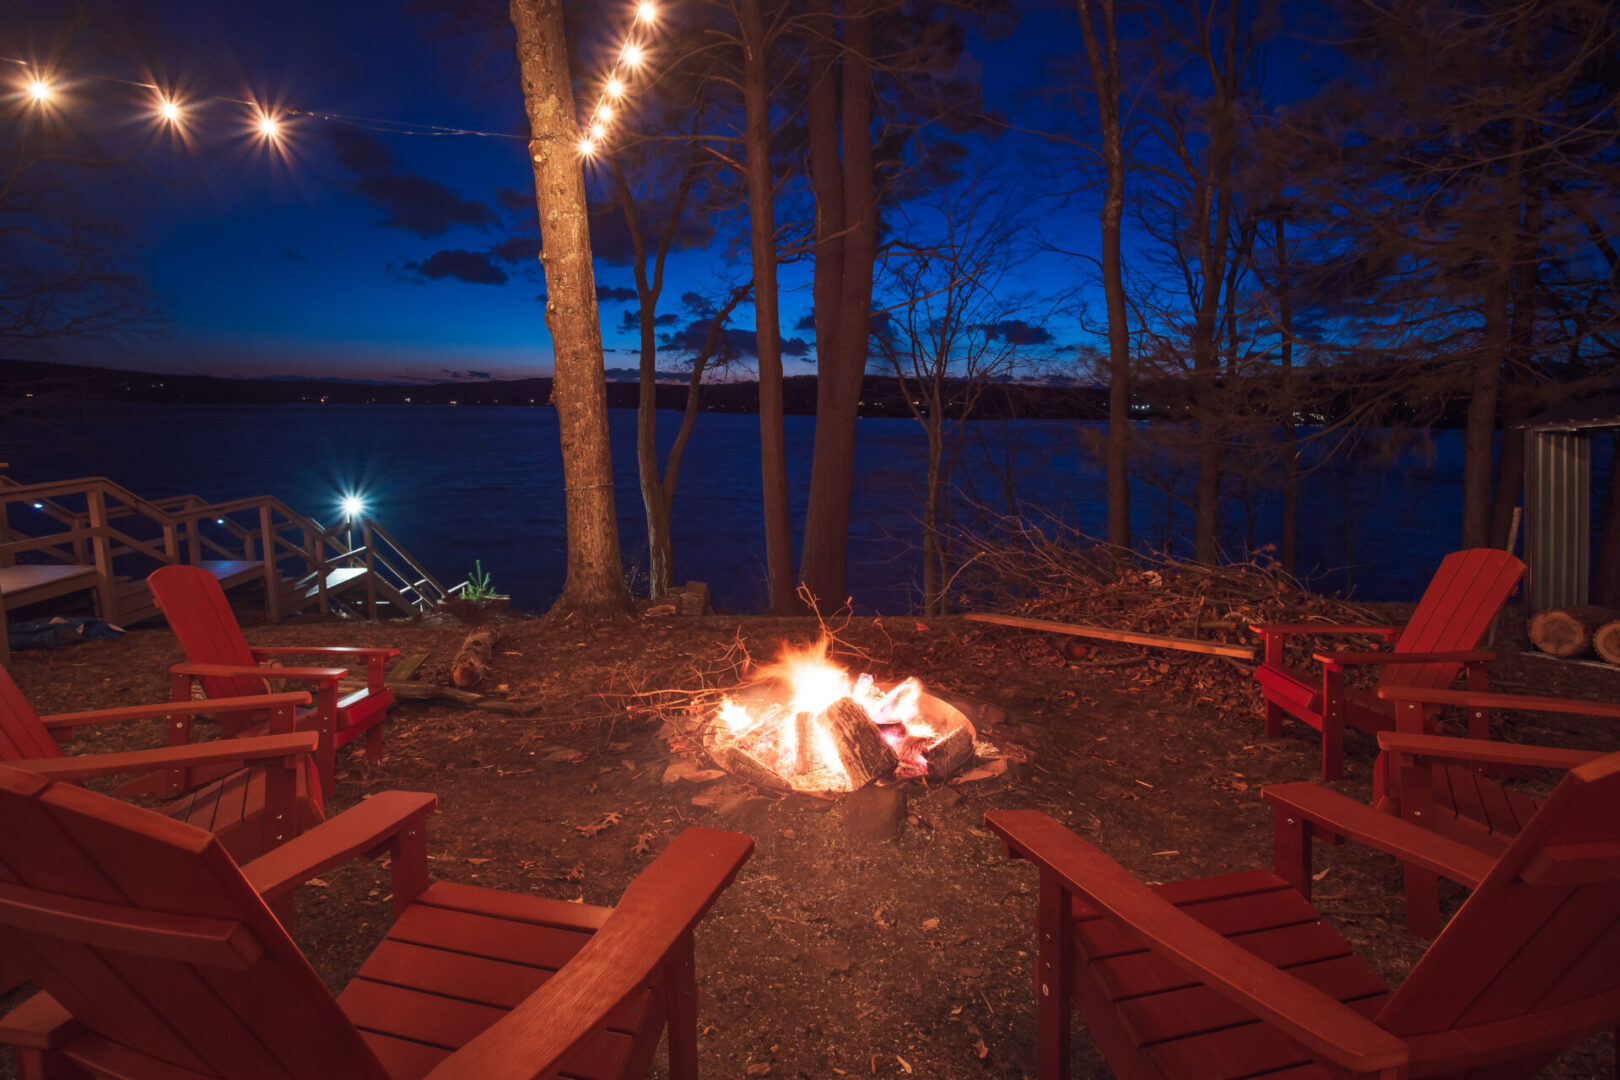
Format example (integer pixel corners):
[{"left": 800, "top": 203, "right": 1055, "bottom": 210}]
[
  {"left": 242, "top": 791, "right": 438, "bottom": 900},
  {"left": 1251, "top": 623, "right": 1400, "bottom": 638},
  {"left": 1375, "top": 687, "right": 1620, "bottom": 720},
  {"left": 984, "top": 810, "right": 1409, "bottom": 1075},
  {"left": 37, "top": 692, "right": 312, "bottom": 730},
  {"left": 0, "top": 991, "right": 78, "bottom": 1050},
  {"left": 1262, "top": 782, "right": 1496, "bottom": 889},
  {"left": 250, "top": 646, "right": 400, "bottom": 660},
  {"left": 425, "top": 828, "right": 755, "bottom": 1080},
  {"left": 1314, "top": 649, "right": 1495, "bottom": 667},
  {"left": 171, "top": 663, "right": 347, "bottom": 683},
  {"left": 1377, "top": 731, "right": 1604, "bottom": 771},
  {"left": 15, "top": 732, "right": 319, "bottom": 782}
]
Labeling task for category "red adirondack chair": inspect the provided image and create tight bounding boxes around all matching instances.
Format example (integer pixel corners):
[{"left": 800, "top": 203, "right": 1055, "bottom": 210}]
[
  {"left": 1328, "top": 685, "right": 1620, "bottom": 936},
  {"left": 147, "top": 563, "right": 399, "bottom": 798},
  {"left": 989, "top": 751, "right": 1620, "bottom": 1080},
  {"left": 1251, "top": 548, "right": 1525, "bottom": 780},
  {"left": 0, "top": 764, "right": 752, "bottom": 1080},
  {"left": 0, "top": 665, "right": 319, "bottom": 998},
  {"left": 0, "top": 663, "right": 321, "bottom": 861}
]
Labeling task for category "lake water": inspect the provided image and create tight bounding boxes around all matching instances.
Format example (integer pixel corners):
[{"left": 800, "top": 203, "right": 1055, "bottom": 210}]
[{"left": 1, "top": 402, "right": 1495, "bottom": 613}]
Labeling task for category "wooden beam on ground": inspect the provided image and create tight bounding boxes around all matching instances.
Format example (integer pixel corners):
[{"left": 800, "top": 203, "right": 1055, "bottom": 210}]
[{"left": 964, "top": 612, "right": 1256, "bottom": 661}]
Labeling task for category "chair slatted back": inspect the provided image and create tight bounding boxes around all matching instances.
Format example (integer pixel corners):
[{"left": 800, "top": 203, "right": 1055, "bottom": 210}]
[
  {"left": 148, "top": 566, "right": 270, "bottom": 702},
  {"left": 0, "top": 666, "right": 63, "bottom": 762},
  {"left": 0, "top": 764, "right": 387, "bottom": 1080},
  {"left": 1384, "top": 549, "right": 1525, "bottom": 693},
  {"left": 1379, "top": 752, "right": 1620, "bottom": 1061}
]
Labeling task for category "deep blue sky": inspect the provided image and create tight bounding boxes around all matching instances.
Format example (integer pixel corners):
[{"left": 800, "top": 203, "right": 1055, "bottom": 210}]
[{"left": 21, "top": 1, "right": 1105, "bottom": 381}]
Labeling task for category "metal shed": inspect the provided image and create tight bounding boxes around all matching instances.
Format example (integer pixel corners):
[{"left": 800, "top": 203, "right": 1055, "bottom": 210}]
[{"left": 1522, "top": 395, "right": 1620, "bottom": 611}]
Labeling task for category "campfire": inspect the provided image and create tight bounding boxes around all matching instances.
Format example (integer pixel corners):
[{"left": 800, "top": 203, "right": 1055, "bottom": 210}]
[{"left": 704, "top": 637, "right": 977, "bottom": 793}]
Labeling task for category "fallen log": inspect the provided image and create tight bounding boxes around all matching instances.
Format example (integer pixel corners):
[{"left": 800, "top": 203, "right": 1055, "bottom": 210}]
[
  {"left": 922, "top": 724, "right": 975, "bottom": 781},
  {"left": 1528, "top": 607, "right": 1619, "bottom": 658},
  {"left": 820, "top": 697, "right": 899, "bottom": 788},
  {"left": 965, "top": 612, "right": 1256, "bottom": 660},
  {"left": 452, "top": 628, "right": 501, "bottom": 688}
]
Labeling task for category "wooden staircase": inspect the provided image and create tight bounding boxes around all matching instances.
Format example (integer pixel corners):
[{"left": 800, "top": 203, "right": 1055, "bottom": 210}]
[{"left": 0, "top": 475, "right": 451, "bottom": 664}]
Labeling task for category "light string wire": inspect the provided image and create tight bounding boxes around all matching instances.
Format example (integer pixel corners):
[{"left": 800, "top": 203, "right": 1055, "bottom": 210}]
[{"left": 3, "top": 3, "right": 656, "bottom": 156}]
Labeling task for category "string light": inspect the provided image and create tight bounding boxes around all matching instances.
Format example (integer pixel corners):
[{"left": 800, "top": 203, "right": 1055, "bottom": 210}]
[
  {"left": 577, "top": 2, "right": 659, "bottom": 159},
  {"left": 157, "top": 97, "right": 181, "bottom": 122},
  {"left": 27, "top": 78, "right": 53, "bottom": 103},
  {"left": 256, "top": 111, "right": 281, "bottom": 139}
]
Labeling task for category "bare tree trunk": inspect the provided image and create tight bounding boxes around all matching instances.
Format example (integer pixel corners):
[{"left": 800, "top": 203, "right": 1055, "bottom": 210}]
[
  {"left": 1274, "top": 217, "right": 1299, "bottom": 575},
  {"left": 1490, "top": 189, "right": 1540, "bottom": 549},
  {"left": 922, "top": 408, "right": 945, "bottom": 615},
  {"left": 1077, "top": 0, "right": 1131, "bottom": 554},
  {"left": 800, "top": 0, "right": 877, "bottom": 606},
  {"left": 740, "top": 0, "right": 797, "bottom": 614},
  {"left": 510, "top": 0, "right": 631, "bottom": 618}
]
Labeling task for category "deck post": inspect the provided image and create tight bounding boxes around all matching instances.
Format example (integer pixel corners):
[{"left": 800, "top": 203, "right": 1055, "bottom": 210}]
[
  {"left": 0, "top": 497, "right": 13, "bottom": 571},
  {"left": 0, "top": 583, "right": 10, "bottom": 667},
  {"left": 306, "top": 525, "right": 328, "bottom": 614},
  {"left": 85, "top": 486, "right": 120, "bottom": 625},
  {"left": 362, "top": 518, "right": 378, "bottom": 620},
  {"left": 260, "top": 505, "right": 281, "bottom": 623}
]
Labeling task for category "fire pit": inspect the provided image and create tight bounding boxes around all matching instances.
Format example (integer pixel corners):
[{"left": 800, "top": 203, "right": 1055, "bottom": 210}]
[{"left": 701, "top": 637, "right": 979, "bottom": 793}]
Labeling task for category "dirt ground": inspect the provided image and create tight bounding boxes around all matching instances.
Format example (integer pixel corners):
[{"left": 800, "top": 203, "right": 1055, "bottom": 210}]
[{"left": 3, "top": 602, "right": 1619, "bottom": 1079}]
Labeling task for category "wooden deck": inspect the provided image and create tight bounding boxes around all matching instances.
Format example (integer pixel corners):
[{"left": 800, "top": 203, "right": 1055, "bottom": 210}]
[{"left": 0, "top": 565, "right": 99, "bottom": 605}]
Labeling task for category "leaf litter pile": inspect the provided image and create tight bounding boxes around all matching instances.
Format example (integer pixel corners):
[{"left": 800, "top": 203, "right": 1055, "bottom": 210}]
[{"left": 3, "top": 565, "right": 1617, "bottom": 1078}]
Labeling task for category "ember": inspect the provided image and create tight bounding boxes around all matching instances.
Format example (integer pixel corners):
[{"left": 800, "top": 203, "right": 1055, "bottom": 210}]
[{"left": 707, "top": 637, "right": 976, "bottom": 792}]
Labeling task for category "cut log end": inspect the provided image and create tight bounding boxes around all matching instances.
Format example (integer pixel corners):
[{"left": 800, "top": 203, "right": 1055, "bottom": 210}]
[
  {"left": 1528, "top": 607, "right": 1618, "bottom": 658},
  {"left": 1595, "top": 621, "right": 1620, "bottom": 666},
  {"left": 819, "top": 697, "right": 899, "bottom": 789}
]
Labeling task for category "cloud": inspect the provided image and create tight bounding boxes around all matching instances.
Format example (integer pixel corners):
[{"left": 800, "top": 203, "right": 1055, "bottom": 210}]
[
  {"left": 587, "top": 201, "right": 717, "bottom": 266},
  {"left": 322, "top": 126, "right": 397, "bottom": 174},
  {"left": 596, "top": 285, "right": 638, "bottom": 302},
  {"left": 795, "top": 313, "right": 817, "bottom": 331},
  {"left": 495, "top": 187, "right": 532, "bottom": 214},
  {"left": 357, "top": 174, "right": 496, "bottom": 237},
  {"left": 661, "top": 319, "right": 810, "bottom": 359},
  {"left": 619, "top": 309, "right": 679, "bottom": 330},
  {"left": 403, "top": 250, "right": 509, "bottom": 285},
  {"left": 489, "top": 235, "right": 539, "bottom": 263},
  {"left": 439, "top": 369, "right": 495, "bottom": 380},
  {"left": 979, "top": 319, "right": 1054, "bottom": 345}
]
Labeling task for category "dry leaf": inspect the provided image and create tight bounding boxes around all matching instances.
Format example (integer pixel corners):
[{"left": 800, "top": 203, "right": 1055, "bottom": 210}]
[
  {"left": 973, "top": 1037, "right": 989, "bottom": 1060},
  {"left": 921, "top": 918, "right": 940, "bottom": 930},
  {"left": 896, "top": 1056, "right": 912, "bottom": 1074}
]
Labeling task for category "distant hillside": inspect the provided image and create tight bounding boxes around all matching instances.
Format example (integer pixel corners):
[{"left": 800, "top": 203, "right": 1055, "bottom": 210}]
[{"left": 0, "top": 358, "right": 1114, "bottom": 420}]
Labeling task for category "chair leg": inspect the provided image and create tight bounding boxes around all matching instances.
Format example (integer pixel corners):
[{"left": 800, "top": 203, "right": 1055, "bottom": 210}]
[
  {"left": 1037, "top": 874, "right": 1074, "bottom": 1080},
  {"left": 665, "top": 933, "right": 700, "bottom": 1080},
  {"left": 364, "top": 721, "right": 384, "bottom": 759},
  {"left": 1264, "top": 699, "right": 1284, "bottom": 739},
  {"left": 1274, "top": 810, "right": 1314, "bottom": 897},
  {"left": 1321, "top": 666, "right": 1345, "bottom": 781},
  {"left": 15, "top": 1048, "right": 92, "bottom": 1080}
]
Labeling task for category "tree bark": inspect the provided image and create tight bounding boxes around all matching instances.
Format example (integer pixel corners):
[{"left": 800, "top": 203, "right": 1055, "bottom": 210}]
[
  {"left": 510, "top": 0, "right": 632, "bottom": 618},
  {"left": 1597, "top": 433, "right": 1620, "bottom": 608},
  {"left": 739, "top": 0, "right": 797, "bottom": 614},
  {"left": 1077, "top": 0, "right": 1131, "bottom": 554},
  {"left": 800, "top": 0, "right": 878, "bottom": 607},
  {"left": 1273, "top": 217, "right": 1299, "bottom": 575}
]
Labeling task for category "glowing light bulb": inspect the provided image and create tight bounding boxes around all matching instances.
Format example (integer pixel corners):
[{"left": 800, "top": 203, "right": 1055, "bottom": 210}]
[
  {"left": 579, "top": 136, "right": 598, "bottom": 155},
  {"left": 606, "top": 77, "right": 625, "bottom": 98},
  {"left": 257, "top": 113, "right": 281, "bottom": 139},
  {"left": 590, "top": 122, "right": 606, "bottom": 139},
  {"left": 158, "top": 98, "right": 181, "bottom": 122},
  {"left": 596, "top": 104, "right": 614, "bottom": 123},
  {"left": 623, "top": 43, "right": 644, "bottom": 68},
  {"left": 637, "top": 2, "right": 656, "bottom": 22},
  {"left": 27, "top": 79, "right": 53, "bottom": 103},
  {"left": 340, "top": 495, "right": 365, "bottom": 518}
]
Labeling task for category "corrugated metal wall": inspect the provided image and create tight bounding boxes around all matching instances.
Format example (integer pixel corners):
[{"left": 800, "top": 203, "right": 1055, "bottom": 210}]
[{"left": 1525, "top": 429, "right": 1590, "bottom": 611}]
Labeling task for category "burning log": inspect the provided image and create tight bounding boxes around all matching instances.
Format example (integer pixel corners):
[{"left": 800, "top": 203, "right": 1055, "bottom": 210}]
[
  {"left": 922, "top": 724, "right": 975, "bottom": 781},
  {"left": 452, "top": 627, "right": 501, "bottom": 688},
  {"left": 726, "top": 745, "right": 791, "bottom": 791},
  {"left": 794, "top": 711, "right": 813, "bottom": 775},
  {"left": 820, "top": 697, "right": 899, "bottom": 788}
]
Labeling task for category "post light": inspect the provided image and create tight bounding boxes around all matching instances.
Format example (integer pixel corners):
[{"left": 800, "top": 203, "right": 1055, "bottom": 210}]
[
  {"left": 32, "top": 502, "right": 43, "bottom": 510},
  {"left": 341, "top": 494, "right": 365, "bottom": 519}
]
